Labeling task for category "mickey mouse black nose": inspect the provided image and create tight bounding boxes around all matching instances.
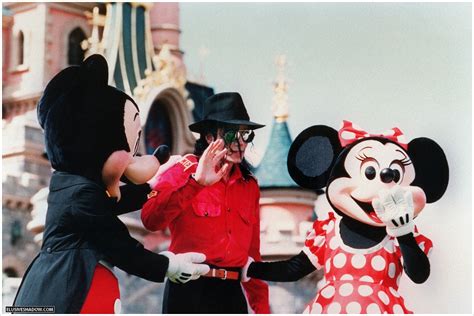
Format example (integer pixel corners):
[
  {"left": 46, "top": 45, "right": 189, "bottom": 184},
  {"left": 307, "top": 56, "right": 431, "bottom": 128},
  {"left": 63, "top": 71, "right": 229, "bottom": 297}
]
[{"left": 380, "top": 168, "right": 395, "bottom": 183}]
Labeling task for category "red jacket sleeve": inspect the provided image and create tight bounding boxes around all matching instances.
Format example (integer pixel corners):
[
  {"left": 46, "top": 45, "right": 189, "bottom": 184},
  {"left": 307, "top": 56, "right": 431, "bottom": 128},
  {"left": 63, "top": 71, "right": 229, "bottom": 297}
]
[
  {"left": 141, "top": 156, "right": 204, "bottom": 231},
  {"left": 242, "top": 187, "right": 270, "bottom": 314}
]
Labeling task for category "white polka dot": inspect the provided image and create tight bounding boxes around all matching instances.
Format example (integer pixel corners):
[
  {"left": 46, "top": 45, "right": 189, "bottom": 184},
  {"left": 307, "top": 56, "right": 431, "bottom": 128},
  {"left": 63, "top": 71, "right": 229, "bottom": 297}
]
[
  {"left": 358, "top": 285, "right": 373, "bottom": 297},
  {"left": 388, "top": 263, "right": 396, "bottom": 278},
  {"left": 339, "top": 283, "right": 353, "bottom": 297},
  {"left": 327, "top": 302, "right": 341, "bottom": 314},
  {"left": 346, "top": 302, "right": 361, "bottom": 314},
  {"left": 419, "top": 241, "right": 425, "bottom": 251},
  {"left": 371, "top": 255, "right": 386, "bottom": 271},
  {"left": 397, "top": 135, "right": 408, "bottom": 144},
  {"left": 326, "top": 220, "right": 335, "bottom": 233},
  {"left": 383, "top": 242, "right": 395, "bottom": 253},
  {"left": 325, "top": 258, "right": 331, "bottom": 273},
  {"left": 313, "top": 235, "right": 325, "bottom": 247},
  {"left": 389, "top": 287, "right": 400, "bottom": 298},
  {"left": 329, "top": 237, "right": 339, "bottom": 250},
  {"left": 311, "top": 302, "right": 322, "bottom": 314},
  {"left": 351, "top": 254, "right": 366, "bottom": 269},
  {"left": 366, "top": 303, "right": 381, "bottom": 314},
  {"left": 360, "top": 275, "right": 374, "bottom": 283},
  {"left": 340, "top": 274, "right": 353, "bottom": 280},
  {"left": 352, "top": 123, "right": 363, "bottom": 131},
  {"left": 333, "top": 253, "right": 347, "bottom": 268},
  {"left": 321, "top": 285, "right": 335, "bottom": 299},
  {"left": 322, "top": 224, "right": 328, "bottom": 231},
  {"left": 114, "top": 299, "right": 121, "bottom": 314},
  {"left": 393, "top": 304, "right": 404, "bottom": 314},
  {"left": 378, "top": 291, "right": 390, "bottom": 305},
  {"left": 396, "top": 275, "right": 401, "bottom": 287},
  {"left": 384, "top": 129, "right": 395, "bottom": 136},
  {"left": 341, "top": 131, "right": 356, "bottom": 140}
]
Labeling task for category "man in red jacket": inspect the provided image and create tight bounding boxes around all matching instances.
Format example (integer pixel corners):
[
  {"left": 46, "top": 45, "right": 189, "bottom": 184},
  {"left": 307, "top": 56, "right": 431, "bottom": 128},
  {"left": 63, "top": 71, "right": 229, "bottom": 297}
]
[{"left": 141, "top": 92, "right": 270, "bottom": 313}]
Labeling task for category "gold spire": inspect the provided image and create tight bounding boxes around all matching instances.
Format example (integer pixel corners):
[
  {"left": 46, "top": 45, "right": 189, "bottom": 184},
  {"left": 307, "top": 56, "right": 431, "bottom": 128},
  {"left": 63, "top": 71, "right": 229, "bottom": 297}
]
[
  {"left": 82, "top": 6, "right": 106, "bottom": 56},
  {"left": 272, "top": 54, "right": 289, "bottom": 122}
]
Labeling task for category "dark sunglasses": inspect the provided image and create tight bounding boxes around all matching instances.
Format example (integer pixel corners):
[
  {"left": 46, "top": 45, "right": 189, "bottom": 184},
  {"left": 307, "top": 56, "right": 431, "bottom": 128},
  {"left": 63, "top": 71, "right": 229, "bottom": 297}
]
[{"left": 223, "top": 129, "right": 255, "bottom": 144}]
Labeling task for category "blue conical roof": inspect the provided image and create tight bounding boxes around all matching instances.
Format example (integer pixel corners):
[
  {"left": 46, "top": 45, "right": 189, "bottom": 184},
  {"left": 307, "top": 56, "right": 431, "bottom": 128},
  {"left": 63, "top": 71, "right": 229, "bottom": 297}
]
[{"left": 254, "top": 119, "right": 298, "bottom": 188}]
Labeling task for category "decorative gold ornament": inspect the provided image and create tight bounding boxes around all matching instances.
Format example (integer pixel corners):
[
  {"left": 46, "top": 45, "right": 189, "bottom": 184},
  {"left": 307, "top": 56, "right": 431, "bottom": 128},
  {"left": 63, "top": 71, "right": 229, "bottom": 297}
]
[
  {"left": 272, "top": 54, "right": 289, "bottom": 122},
  {"left": 134, "top": 44, "right": 192, "bottom": 108}
]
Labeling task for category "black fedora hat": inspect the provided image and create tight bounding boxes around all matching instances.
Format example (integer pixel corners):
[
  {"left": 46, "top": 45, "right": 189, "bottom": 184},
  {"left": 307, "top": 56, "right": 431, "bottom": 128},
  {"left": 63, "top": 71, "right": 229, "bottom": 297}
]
[{"left": 189, "top": 92, "right": 265, "bottom": 133}]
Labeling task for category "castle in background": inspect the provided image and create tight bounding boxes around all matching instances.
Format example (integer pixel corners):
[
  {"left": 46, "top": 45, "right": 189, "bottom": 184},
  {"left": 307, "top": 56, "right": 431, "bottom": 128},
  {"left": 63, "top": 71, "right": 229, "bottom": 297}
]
[{"left": 2, "top": 2, "right": 322, "bottom": 313}]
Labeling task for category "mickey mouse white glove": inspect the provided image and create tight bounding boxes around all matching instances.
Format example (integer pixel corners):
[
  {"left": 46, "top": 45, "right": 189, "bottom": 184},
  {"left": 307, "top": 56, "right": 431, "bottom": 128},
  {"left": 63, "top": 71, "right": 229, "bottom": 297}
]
[
  {"left": 160, "top": 251, "right": 210, "bottom": 284},
  {"left": 372, "top": 186, "right": 415, "bottom": 237}
]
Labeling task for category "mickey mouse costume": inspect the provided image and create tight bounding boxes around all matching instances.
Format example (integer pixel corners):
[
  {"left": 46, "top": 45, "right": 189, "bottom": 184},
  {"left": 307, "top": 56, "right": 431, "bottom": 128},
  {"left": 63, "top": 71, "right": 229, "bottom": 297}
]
[
  {"left": 13, "top": 55, "right": 209, "bottom": 313},
  {"left": 243, "top": 120, "right": 449, "bottom": 314}
]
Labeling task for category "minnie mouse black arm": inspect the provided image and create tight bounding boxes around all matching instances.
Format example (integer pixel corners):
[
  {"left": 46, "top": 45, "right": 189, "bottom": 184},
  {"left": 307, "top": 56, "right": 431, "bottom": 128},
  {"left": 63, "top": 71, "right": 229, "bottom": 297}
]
[
  {"left": 247, "top": 251, "right": 316, "bottom": 282},
  {"left": 397, "top": 234, "right": 430, "bottom": 284}
]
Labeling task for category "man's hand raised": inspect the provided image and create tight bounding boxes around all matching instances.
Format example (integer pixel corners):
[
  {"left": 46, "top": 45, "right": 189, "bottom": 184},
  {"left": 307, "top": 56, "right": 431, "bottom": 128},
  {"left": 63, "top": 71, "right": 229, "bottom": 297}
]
[{"left": 194, "top": 139, "right": 230, "bottom": 186}]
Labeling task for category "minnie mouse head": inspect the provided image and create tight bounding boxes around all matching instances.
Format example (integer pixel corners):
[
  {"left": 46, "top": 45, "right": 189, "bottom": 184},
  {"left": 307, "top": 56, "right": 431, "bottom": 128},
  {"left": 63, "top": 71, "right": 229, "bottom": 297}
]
[{"left": 288, "top": 120, "right": 449, "bottom": 226}]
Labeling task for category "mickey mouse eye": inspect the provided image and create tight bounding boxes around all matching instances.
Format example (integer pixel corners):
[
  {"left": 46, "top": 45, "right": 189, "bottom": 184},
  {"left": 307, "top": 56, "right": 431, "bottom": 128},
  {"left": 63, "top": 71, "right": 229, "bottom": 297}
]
[{"left": 364, "top": 166, "right": 376, "bottom": 180}]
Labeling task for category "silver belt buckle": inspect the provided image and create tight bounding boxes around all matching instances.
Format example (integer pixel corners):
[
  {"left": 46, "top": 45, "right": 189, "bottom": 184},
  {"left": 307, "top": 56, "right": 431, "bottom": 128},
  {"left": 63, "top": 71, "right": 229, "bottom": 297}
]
[{"left": 220, "top": 269, "right": 227, "bottom": 280}]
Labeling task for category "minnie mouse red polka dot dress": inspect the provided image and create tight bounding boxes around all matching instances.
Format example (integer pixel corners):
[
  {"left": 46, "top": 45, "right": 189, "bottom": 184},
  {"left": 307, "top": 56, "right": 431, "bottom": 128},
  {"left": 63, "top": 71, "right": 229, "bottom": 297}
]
[{"left": 302, "top": 212, "right": 432, "bottom": 314}]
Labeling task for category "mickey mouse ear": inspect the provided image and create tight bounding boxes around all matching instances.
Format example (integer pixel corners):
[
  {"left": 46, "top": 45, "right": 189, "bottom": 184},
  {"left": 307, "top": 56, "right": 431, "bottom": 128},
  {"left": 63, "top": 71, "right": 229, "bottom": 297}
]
[
  {"left": 79, "top": 54, "right": 109, "bottom": 87},
  {"left": 37, "top": 66, "right": 80, "bottom": 128},
  {"left": 287, "top": 125, "right": 342, "bottom": 190}
]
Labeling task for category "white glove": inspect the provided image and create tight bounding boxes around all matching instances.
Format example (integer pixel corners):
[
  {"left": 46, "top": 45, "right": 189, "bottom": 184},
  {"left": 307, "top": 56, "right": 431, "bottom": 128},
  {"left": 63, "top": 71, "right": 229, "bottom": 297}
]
[
  {"left": 160, "top": 251, "right": 210, "bottom": 284},
  {"left": 372, "top": 186, "right": 415, "bottom": 237},
  {"left": 241, "top": 257, "right": 254, "bottom": 283}
]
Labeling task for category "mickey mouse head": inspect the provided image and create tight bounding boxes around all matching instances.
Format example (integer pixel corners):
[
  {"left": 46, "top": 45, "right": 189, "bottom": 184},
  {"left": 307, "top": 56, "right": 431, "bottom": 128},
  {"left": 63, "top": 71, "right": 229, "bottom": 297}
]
[{"left": 287, "top": 121, "right": 449, "bottom": 226}]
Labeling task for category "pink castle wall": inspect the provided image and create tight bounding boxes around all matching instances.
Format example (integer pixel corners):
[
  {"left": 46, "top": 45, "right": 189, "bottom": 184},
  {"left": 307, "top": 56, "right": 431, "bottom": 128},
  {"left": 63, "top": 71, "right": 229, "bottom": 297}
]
[{"left": 46, "top": 7, "right": 91, "bottom": 79}]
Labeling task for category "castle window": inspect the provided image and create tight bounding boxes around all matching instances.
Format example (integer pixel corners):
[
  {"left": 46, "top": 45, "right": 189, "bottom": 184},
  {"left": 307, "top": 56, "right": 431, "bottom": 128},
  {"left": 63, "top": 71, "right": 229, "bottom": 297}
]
[
  {"left": 144, "top": 100, "right": 173, "bottom": 154},
  {"left": 3, "top": 267, "right": 18, "bottom": 278},
  {"left": 68, "top": 27, "right": 86, "bottom": 65},
  {"left": 17, "top": 31, "right": 24, "bottom": 66}
]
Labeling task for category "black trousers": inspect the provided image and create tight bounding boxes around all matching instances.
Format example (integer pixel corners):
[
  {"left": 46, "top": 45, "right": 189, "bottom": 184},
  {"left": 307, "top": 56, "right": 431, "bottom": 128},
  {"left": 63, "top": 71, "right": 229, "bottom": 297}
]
[{"left": 162, "top": 277, "right": 248, "bottom": 314}]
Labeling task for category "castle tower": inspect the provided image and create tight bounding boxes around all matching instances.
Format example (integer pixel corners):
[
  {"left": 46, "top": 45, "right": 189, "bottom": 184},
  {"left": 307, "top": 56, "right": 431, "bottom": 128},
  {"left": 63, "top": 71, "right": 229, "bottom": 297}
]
[
  {"left": 253, "top": 55, "right": 321, "bottom": 313},
  {"left": 255, "top": 55, "right": 317, "bottom": 257}
]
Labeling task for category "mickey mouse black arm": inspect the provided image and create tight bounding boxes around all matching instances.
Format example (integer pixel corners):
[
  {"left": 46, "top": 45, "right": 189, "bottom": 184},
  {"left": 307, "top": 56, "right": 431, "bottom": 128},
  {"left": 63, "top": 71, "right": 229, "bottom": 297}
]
[
  {"left": 397, "top": 234, "right": 430, "bottom": 284},
  {"left": 112, "top": 183, "right": 152, "bottom": 215},
  {"left": 247, "top": 251, "right": 316, "bottom": 282}
]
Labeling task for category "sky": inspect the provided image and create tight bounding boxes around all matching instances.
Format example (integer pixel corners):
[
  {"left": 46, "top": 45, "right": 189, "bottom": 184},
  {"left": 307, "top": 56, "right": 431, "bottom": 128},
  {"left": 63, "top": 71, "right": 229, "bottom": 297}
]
[{"left": 180, "top": 2, "right": 471, "bottom": 314}]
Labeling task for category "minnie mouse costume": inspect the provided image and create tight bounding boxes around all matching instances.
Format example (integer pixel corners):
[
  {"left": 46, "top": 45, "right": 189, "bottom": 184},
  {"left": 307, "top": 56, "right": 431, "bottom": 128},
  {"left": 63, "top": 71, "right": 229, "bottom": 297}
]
[{"left": 245, "top": 121, "right": 449, "bottom": 314}]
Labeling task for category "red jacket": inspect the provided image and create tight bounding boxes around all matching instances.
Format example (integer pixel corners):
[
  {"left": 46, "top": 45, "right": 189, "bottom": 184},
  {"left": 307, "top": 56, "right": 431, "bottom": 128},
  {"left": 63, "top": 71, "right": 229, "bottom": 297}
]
[{"left": 141, "top": 155, "right": 270, "bottom": 313}]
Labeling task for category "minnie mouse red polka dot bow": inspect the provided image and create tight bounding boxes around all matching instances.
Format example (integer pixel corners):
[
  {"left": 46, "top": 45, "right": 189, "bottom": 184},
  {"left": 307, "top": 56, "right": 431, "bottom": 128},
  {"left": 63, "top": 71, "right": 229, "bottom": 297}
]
[{"left": 338, "top": 120, "right": 408, "bottom": 150}]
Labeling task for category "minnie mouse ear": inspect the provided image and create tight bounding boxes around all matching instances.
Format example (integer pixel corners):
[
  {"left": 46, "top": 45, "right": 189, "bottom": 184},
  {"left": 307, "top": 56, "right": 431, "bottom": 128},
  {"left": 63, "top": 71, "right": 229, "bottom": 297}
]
[
  {"left": 287, "top": 125, "right": 342, "bottom": 190},
  {"left": 408, "top": 137, "right": 449, "bottom": 203},
  {"left": 79, "top": 54, "right": 109, "bottom": 87}
]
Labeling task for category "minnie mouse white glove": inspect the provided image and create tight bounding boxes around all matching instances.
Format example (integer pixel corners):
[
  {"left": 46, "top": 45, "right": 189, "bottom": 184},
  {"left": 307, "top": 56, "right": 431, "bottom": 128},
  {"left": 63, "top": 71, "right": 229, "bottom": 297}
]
[
  {"left": 372, "top": 186, "right": 415, "bottom": 237},
  {"left": 160, "top": 251, "right": 210, "bottom": 284}
]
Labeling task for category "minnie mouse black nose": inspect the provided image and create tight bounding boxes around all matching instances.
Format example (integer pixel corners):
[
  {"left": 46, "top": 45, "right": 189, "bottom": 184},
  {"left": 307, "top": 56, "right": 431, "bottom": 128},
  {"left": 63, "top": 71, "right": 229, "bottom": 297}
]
[{"left": 380, "top": 168, "right": 395, "bottom": 183}]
